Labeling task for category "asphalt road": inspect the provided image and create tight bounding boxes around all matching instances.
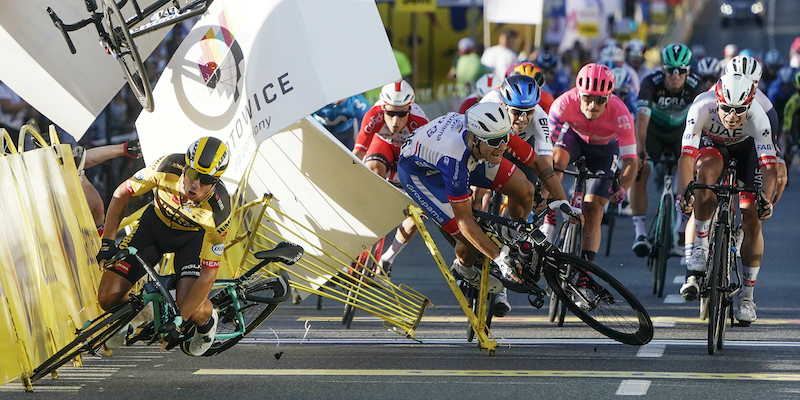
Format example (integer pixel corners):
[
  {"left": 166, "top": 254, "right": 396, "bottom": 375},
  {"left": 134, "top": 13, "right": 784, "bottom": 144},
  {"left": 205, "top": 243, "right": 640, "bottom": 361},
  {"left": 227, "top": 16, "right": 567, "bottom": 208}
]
[{"left": 5, "top": 1, "right": 800, "bottom": 398}]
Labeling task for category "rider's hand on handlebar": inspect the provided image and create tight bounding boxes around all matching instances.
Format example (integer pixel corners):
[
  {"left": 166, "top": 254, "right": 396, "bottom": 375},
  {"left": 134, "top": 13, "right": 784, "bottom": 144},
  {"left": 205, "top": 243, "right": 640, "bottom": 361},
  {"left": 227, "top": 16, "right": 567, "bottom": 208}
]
[
  {"left": 675, "top": 194, "right": 694, "bottom": 214},
  {"left": 495, "top": 246, "right": 522, "bottom": 284},
  {"left": 759, "top": 199, "right": 773, "bottom": 220},
  {"left": 96, "top": 238, "right": 118, "bottom": 268},
  {"left": 608, "top": 186, "right": 626, "bottom": 205}
]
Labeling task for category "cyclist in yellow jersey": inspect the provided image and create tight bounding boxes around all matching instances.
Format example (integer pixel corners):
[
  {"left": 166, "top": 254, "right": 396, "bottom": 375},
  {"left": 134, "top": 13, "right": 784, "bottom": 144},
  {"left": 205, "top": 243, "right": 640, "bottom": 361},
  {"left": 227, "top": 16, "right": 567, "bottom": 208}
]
[{"left": 96, "top": 137, "right": 231, "bottom": 356}]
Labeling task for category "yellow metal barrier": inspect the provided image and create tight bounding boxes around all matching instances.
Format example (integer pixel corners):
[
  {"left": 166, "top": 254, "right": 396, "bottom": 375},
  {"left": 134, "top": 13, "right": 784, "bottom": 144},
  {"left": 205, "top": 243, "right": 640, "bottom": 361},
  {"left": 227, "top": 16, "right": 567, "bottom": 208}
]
[
  {"left": 0, "top": 124, "right": 101, "bottom": 387},
  {"left": 224, "top": 193, "right": 430, "bottom": 339},
  {"left": 405, "top": 205, "right": 498, "bottom": 354}
]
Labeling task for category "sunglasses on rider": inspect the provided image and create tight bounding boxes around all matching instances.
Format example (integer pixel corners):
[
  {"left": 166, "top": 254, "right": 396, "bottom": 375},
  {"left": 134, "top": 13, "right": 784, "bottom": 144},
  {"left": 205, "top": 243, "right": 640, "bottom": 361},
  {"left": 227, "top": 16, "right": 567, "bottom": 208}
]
[
  {"left": 184, "top": 167, "right": 218, "bottom": 185},
  {"left": 701, "top": 74, "right": 719, "bottom": 83},
  {"left": 508, "top": 106, "right": 535, "bottom": 118},
  {"left": 719, "top": 103, "right": 749, "bottom": 116},
  {"left": 478, "top": 131, "right": 510, "bottom": 148},
  {"left": 614, "top": 88, "right": 630, "bottom": 98},
  {"left": 579, "top": 93, "right": 609, "bottom": 105},
  {"left": 383, "top": 108, "right": 410, "bottom": 118},
  {"left": 665, "top": 66, "right": 690, "bottom": 75}
]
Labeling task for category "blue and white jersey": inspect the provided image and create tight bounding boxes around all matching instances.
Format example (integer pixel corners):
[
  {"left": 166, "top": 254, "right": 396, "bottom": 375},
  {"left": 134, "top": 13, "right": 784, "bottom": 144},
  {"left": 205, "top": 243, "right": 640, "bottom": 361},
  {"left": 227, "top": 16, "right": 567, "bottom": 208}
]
[
  {"left": 312, "top": 94, "right": 369, "bottom": 135},
  {"left": 399, "top": 112, "right": 479, "bottom": 202}
]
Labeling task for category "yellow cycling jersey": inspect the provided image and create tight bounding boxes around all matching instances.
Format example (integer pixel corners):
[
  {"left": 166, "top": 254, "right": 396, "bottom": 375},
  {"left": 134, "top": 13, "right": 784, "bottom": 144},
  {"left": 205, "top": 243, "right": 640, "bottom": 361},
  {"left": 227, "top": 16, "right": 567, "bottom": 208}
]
[
  {"left": 783, "top": 93, "right": 800, "bottom": 133},
  {"left": 125, "top": 153, "right": 231, "bottom": 268}
]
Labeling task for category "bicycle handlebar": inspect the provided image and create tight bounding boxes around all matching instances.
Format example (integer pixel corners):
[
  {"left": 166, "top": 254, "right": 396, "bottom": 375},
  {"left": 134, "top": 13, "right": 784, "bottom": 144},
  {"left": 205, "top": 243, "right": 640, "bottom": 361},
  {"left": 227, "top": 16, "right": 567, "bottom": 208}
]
[
  {"left": 683, "top": 180, "right": 769, "bottom": 219},
  {"left": 47, "top": 7, "right": 78, "bottom": 54}
]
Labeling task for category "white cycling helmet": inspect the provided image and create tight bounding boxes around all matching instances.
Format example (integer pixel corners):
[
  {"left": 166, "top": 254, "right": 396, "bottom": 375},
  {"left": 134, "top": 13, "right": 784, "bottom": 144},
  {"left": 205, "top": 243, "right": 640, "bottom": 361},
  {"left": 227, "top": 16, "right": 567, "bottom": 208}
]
[
  {"left": 697, "top": 57, "right": 722, "bottom": 76},
  {"left": 600, "top": 46, "right": 626, "bottom": 63},
  {"left": 626, "top": 39, "right": 646, "bottom": 58},
  {"left": 475, "top": 73, "right": 497, "bottom": 98},
  {"left": 715, "top": 73, "right": 756, "bottom": 107},
  {"left": 465, "top": 102, "right": 512, "bottom": 139},
  {"left": 380, "top": 80, "right": 415, "bottom": 106},
  {"left": 725, "top": 55, "right": 762, "bottom": 83}
]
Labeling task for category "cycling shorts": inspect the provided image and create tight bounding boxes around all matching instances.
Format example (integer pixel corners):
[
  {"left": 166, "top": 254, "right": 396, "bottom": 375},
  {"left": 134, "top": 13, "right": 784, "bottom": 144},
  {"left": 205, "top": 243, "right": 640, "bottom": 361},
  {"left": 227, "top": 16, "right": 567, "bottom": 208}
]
[
  {"left": 645, "top": 124, "right": 682, "bottom": 163},
  {"left": 364, "top": 136, "right": 401, "bottom": 173},
  {"left": 109, "top": 205, "right": 205, "bottom": 284},
  {"left": 399, "top": 158, "right": 516, "bottom": 236},
  {"left": 554, "top": 128, "right": 620, "bottom": 199},
  {"left": 696, "top": 136, "right": 761, "bottom": 204}
]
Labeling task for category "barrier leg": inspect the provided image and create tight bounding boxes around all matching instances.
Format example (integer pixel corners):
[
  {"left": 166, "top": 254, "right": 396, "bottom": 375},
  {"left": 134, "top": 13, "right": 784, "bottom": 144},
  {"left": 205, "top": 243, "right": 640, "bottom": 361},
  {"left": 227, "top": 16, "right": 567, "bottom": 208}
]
[{"left": 406, "top": 206, "right": 498, "bottom": 354}]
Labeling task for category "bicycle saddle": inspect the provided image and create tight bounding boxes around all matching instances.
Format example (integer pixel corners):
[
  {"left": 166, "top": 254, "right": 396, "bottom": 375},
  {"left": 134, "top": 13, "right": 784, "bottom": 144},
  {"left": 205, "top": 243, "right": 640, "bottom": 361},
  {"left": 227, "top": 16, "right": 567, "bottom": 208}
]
[{"left": 254, "top": 242, "right": 304, "bottom": 264}]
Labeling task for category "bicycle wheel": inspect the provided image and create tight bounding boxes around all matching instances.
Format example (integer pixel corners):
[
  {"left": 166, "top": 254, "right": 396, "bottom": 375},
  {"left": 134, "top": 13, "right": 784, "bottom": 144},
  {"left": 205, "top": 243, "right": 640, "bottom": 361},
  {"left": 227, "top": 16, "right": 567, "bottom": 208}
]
[
  {"left": 553, "top": 222, "right": 581, "bottom": 327},
  {"left": 707, "top": 224, "right": 729, "bottom": 355},
  {"left": 653, "top": 197, "right": 673, "bottom": 298},
  {"left": 548, "top": 222, "right": 570, "bottom": 322},
  {"left": 205, "top": 276, "right": 287, "bottom": 355},
  {"left": 29, "top": 301, "right": 139, "bottom": 383},
  {"left": 103, "top": 0, "right": 154, "bottom": 111},
  {"left": 543, "top": 253, "right": 654, "bottom": 345},
  {"left": 466, "top": 285, "right": 494, "bottom": 343},
  {"left": 604, "top": 203, "right": 617, "bottom": 257}
]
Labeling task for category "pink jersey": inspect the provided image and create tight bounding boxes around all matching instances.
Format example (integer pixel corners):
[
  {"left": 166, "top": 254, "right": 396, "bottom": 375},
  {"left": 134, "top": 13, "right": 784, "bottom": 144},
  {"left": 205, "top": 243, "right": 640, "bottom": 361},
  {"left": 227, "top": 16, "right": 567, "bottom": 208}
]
[
  {"left": 354, "top": 104, "right": 428, "bottom": 153},
  {"left": 548, "top": 88, "right": 637, "bottom": 158}
]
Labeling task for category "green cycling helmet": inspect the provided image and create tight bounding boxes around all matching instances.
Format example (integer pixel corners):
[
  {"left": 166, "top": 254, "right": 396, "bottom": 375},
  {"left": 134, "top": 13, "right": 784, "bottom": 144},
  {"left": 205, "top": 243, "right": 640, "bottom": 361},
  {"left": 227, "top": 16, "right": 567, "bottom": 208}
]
[{"left": 661, "top": 43, "right": 692, "bottom": 68}]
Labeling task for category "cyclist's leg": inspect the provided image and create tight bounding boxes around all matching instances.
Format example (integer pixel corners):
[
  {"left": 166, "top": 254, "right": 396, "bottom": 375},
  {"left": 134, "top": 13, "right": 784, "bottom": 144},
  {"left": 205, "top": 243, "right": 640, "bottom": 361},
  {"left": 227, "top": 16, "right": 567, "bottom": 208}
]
[
  {"left": 736, "top": 145, "right": 764, "bottom": 322},
  {"left": 363, "top": 137, "right": 394, "bottom": 179},
  {"left": 630, "top": 127, "right": 658, "bottom": 255},
  {"left": 171, "top": 231, "right": 216, "bottom": 325},
  {"left": 379, "top": 145, "right": 416, "bottom": 270},
  {"left": 582, "top": 141, "right": 618, "bottom": 260},
  {"left": 98, "top": 207, "right": 161, "bottom": 311}
]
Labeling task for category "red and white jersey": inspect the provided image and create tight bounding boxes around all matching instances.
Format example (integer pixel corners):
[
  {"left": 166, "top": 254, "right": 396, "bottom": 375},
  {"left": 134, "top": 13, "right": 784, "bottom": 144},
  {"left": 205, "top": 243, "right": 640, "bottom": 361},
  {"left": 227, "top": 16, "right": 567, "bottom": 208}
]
[
  {"left": 681, "top": 91, "right": 777, "bottom": 166},
  {"left": 549, "top": 88, "right": 637, "bottom": 159},
  {"left": 354, "top": 103, "right": 428, "bottom": 153},
  {"left": 480, "top": 89, "right": 553, "bottom": 158}
]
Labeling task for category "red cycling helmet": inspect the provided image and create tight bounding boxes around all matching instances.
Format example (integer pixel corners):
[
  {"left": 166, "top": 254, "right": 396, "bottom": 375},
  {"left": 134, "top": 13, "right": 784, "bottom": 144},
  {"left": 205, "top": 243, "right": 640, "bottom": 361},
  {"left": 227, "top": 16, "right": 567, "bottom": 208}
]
[{"left": 575, "top": 63, "right": 615, "bottom": 96}]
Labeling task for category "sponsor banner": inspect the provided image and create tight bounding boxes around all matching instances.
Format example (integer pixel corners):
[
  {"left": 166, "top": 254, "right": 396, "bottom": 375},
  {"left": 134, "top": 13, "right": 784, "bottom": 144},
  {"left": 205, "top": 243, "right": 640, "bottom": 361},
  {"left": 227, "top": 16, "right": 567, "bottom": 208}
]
[
  {"left": 0, "top": 0, "right": 168, "bottom": 138},
  {"left": 485, "top": 0, "right": 544, "bottom": 25},
  {"left": 135, "top": 0, "right": 400, "bottom": 188}
]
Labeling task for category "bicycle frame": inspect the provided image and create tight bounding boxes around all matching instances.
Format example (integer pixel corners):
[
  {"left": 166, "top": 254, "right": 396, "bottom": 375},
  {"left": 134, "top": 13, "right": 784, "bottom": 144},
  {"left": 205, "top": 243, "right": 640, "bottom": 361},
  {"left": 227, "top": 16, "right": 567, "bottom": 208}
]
[{"left": 647, "top": 151, "right": 678, "bottom": 297}]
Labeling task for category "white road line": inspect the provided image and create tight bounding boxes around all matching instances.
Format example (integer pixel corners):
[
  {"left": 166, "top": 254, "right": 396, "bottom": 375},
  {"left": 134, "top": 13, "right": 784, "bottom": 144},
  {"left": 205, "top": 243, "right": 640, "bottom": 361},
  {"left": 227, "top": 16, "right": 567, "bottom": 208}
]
[
  {"left": 616, "top": 380, "right": 651, "bottom": 396},
  {"left": 673, "top": 275, "right": 683, "bottom": 284},
  {"left": 663, "top": 294, "right": 685, "bottom": 304},
  {"left": 637, "top": 343, "right": 666, "bottom": 358},
  {"left": 240, "top": 337, "right": 800, "bottom": 347},
  {"left": 653, "top": 320, "right": 676, "bottom": 328}
]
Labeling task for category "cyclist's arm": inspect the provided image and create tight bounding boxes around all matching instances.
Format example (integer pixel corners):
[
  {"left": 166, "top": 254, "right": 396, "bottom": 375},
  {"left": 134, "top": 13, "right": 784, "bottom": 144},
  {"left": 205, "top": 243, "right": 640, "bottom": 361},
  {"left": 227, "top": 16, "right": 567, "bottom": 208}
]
[
  {"left": 526, "top": 155, "right": 567, "bottom": 201},
  {"left": 451, "top": 198, "right": 500, "bottom": 260},
  {"left": 353, "top": 107, "right": 381, "bottom": 160},
  {"left": 618, "top": 156, "right": 638, "bottom": 192},
  {"left": 634, "top": 109, "right": 650, "bottom": 162},
  {"left": 101, "top": 181, "right": 133, "bottom": 241}
]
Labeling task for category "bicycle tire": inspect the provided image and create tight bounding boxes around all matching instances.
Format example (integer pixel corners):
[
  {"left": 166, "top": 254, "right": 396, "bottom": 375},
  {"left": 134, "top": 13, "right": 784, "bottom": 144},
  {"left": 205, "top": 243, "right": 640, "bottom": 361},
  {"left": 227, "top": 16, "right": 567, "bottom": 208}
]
[
  {"left": 29, "top": 301, "right": 138, "bottom": 383},
  {"left": 555, "top": 222, "right": 581, "bottom": 327},
  {"left": 548, "top": 223, "right": 570, "bottom": 323},
  {"left": 205, "top": 276, "right": 287, "bottom": 355},
  {"left": 707, "top": 224, "right": 728, "bottom": 355},
  {"left": 604, "top": 203, "right": 617, "bottom": 257},
  {"left": 653, "top": 197, "right": 673, "bottom": 298},
  {"left": 103, "top": 0, "right": 154, "bottom": 112},
  {"left": 543, "top": 253, "right": 653, "bottom": 345},
  {"left": 466, "top": 285, "right": 494, "bottom": 343}
]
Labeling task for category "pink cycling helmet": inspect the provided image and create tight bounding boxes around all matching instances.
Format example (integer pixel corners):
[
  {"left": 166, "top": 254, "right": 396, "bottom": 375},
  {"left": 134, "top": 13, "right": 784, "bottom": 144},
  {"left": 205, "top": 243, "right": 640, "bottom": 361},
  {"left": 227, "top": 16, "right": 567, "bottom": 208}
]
[{"left": 575, "top": 63, "right": 615, "bottom": 96}]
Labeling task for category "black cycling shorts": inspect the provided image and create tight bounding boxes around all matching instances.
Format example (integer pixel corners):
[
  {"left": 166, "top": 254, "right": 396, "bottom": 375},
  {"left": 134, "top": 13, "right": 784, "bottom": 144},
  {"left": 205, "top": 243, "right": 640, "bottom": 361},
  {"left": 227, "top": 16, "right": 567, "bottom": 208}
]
[{"left": 109, "top": 205, "right": 204, "bottom": 284}]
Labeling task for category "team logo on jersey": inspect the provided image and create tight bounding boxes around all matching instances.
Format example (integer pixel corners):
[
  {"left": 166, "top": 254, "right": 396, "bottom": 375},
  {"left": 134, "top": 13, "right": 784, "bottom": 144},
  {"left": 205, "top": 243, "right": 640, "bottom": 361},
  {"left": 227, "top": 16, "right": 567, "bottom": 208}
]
[
  {"left": 687, "top": 118, "right": 695, "bottom": 125},
  {"left": 762, "top": 129, "right": 770, "bottom": 137},
  {"left": 133, "top": 169, "right": 145, "bottom": 181},
  {"left": 212, "top": 243, "right": 225, "bottom": 256}
]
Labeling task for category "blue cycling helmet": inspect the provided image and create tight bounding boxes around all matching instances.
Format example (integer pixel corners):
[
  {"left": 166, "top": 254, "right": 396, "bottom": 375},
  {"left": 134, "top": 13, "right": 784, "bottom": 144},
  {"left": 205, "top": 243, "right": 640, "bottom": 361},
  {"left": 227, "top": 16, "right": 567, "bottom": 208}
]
[
  {"left": 611, "top": 67, "right": 633, "bottom": 92},
  {"left": 597, "top": 59, "right": 616, "bottom": 69},
  {"left": 500, "top": 75, "right": 541, "bottom": 108},
  {"left": 537, "top": 51, "right": 559, "bottom": 70}
]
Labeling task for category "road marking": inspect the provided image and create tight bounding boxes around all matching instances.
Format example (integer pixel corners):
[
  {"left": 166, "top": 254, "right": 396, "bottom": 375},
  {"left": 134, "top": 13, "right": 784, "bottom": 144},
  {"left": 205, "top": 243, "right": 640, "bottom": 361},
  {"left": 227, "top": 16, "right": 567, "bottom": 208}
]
[
  {"left": 652, "top": 320, "right": 676, "bottom": 328},
  {"left": 295, "top": 315, "right": 799, "bottom": 325},
  {"left": 616, "top": 380, "right": 650, "bottom": 395},
  {"left": 663, "top": 294, "right": 685, "bottom": 304},
  {"left": 673, "top": 275, "right": 683, "bottom": 284},
  {"left": 240, "top": 337, "right": 800, "bottom": 348},
  {"left": 194, "top": 368, "right": 800, "bottom": 381},
  {"left": 636, "top": 343, "right": 666, "bottom": 358}
]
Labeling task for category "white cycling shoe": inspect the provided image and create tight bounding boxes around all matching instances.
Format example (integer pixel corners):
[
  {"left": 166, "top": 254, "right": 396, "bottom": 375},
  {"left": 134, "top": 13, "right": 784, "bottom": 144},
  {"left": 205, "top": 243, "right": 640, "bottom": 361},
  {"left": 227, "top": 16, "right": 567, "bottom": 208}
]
[
  {"left": 453, "top": 260, "right": 503, "bottom": 295},
  {"left": 187, "top": 309, "right": 218, "bottom": 356}
]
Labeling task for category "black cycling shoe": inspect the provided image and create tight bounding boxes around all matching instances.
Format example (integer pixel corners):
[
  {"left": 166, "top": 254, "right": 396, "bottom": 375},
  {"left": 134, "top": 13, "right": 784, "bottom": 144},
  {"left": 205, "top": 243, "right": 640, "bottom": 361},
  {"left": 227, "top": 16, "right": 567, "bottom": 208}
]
[{"left": 632, "top": 235, "right": 651, "bottom": 258}]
